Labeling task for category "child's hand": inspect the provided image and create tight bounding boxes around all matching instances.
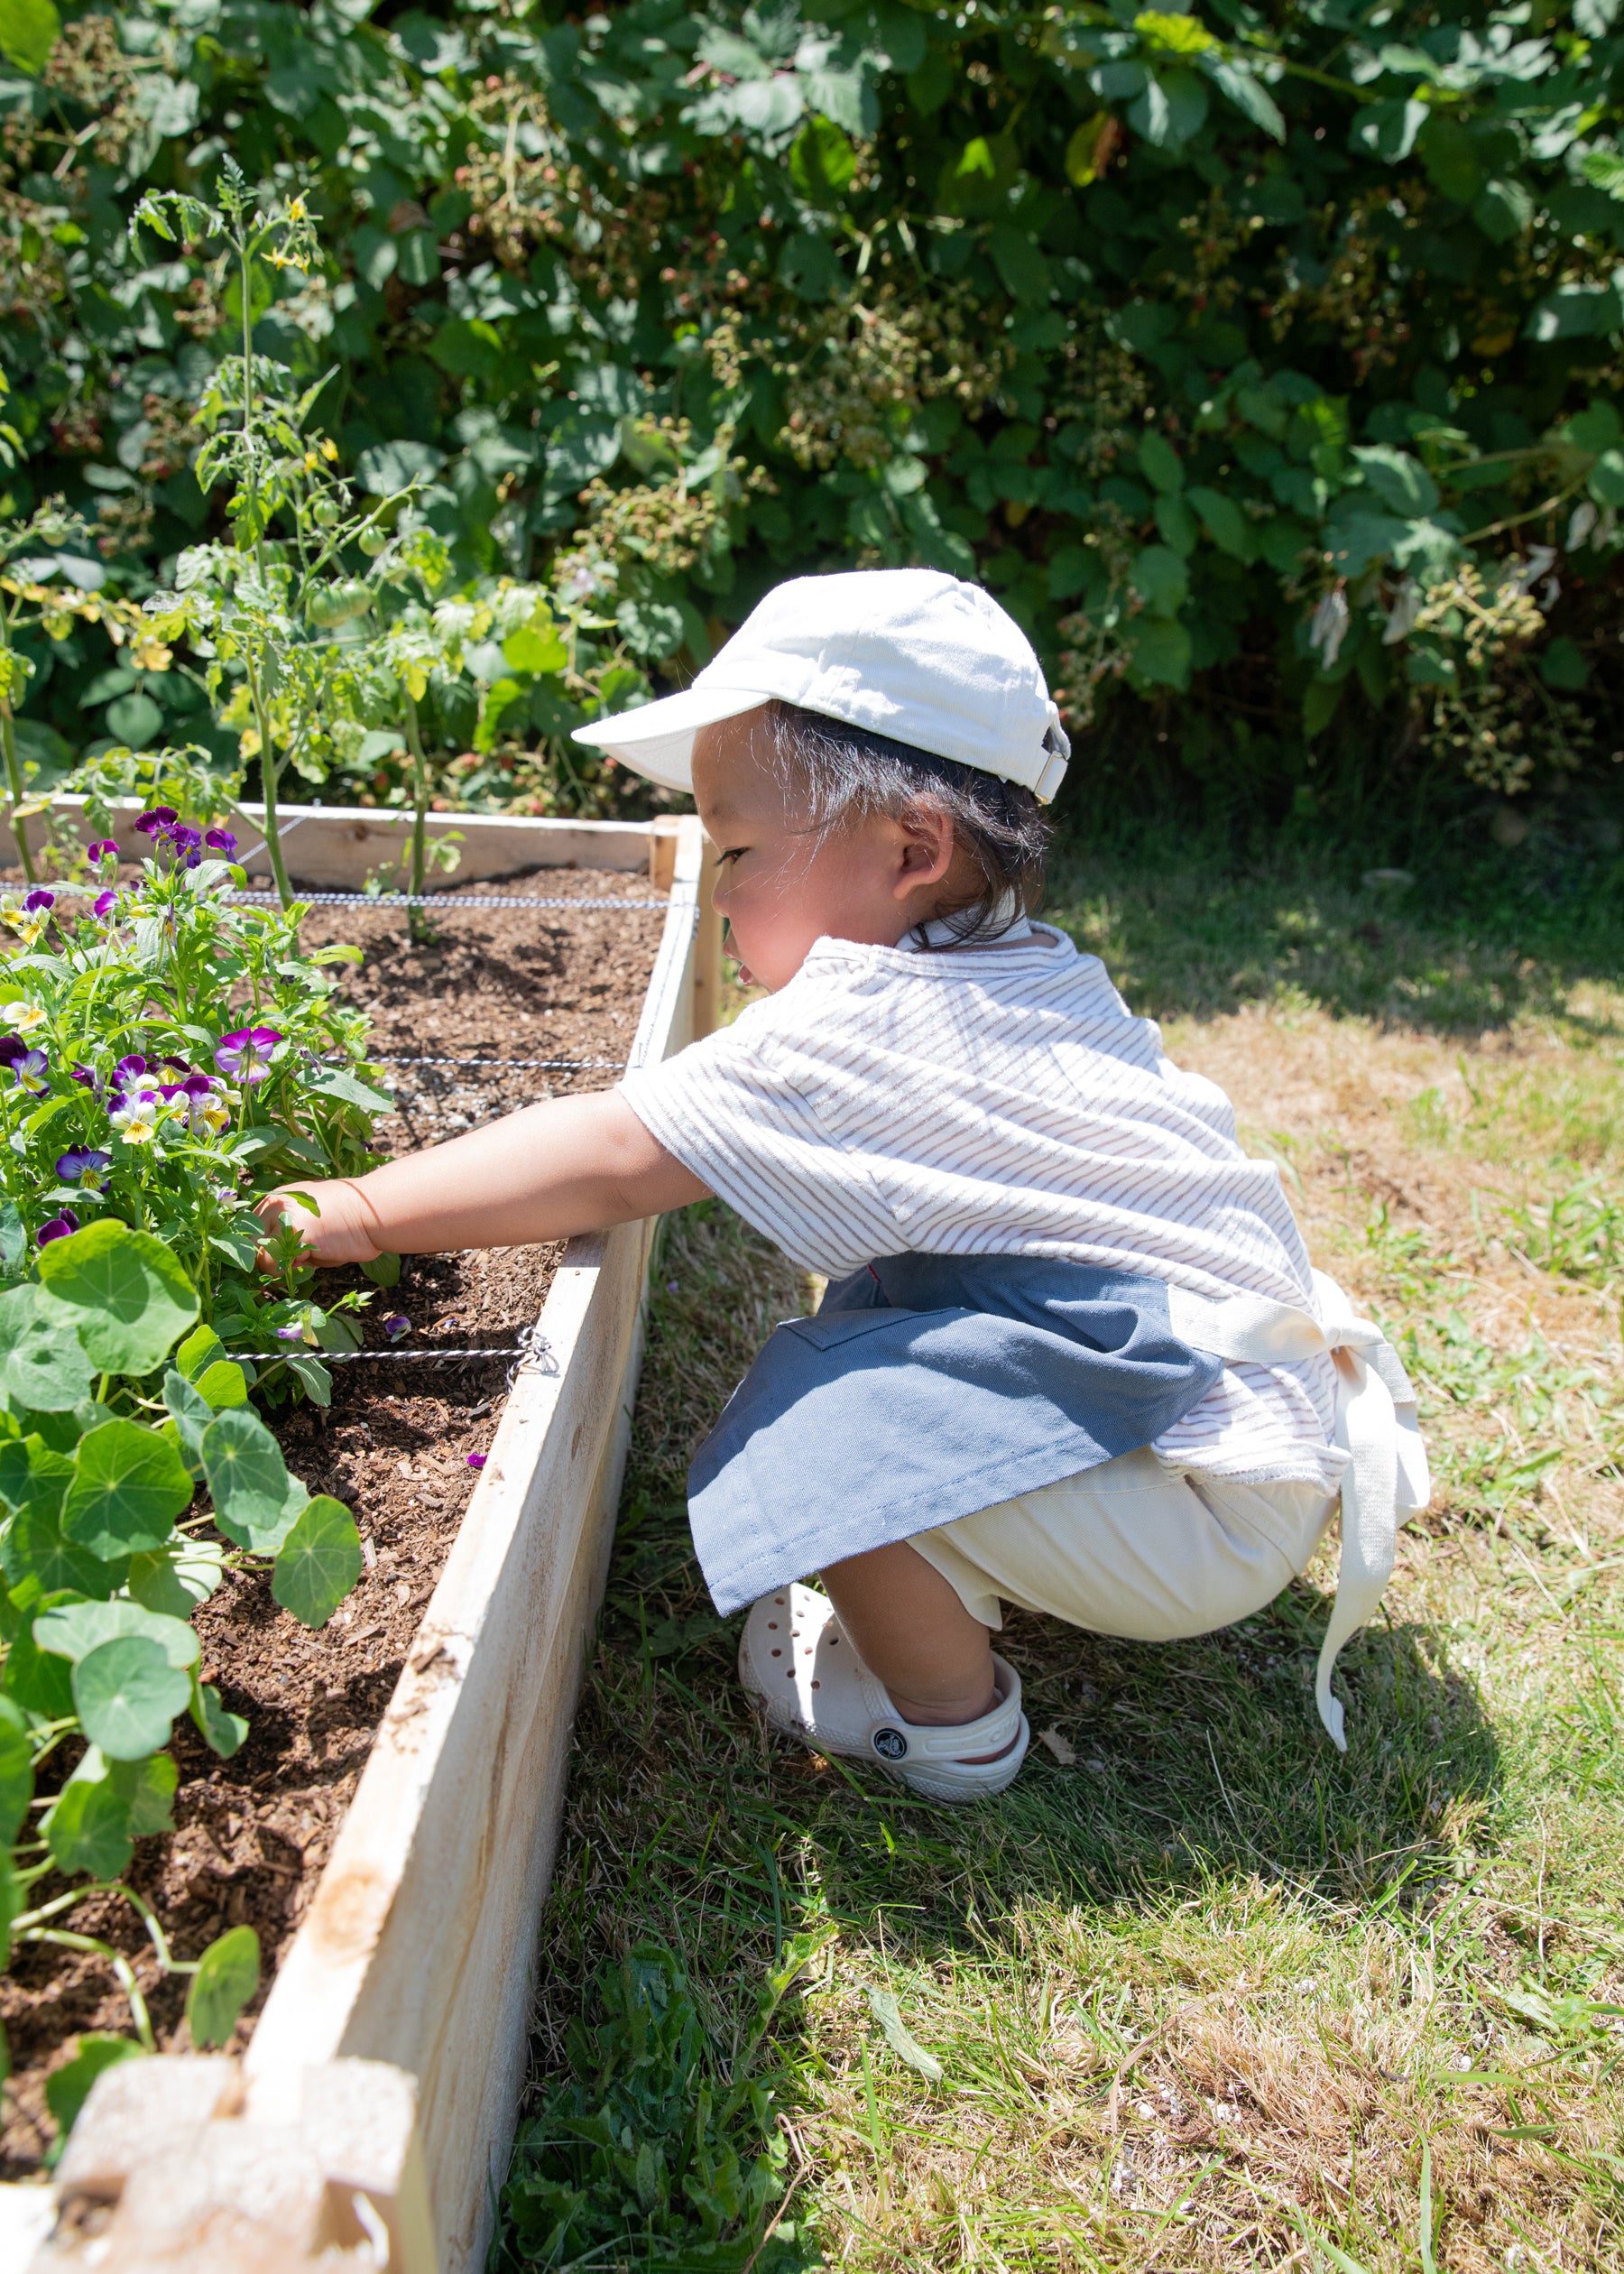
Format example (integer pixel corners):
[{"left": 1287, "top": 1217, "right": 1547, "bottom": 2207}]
[{"left": 256, "top": 1180, "right": 382, "bottom": 1269}]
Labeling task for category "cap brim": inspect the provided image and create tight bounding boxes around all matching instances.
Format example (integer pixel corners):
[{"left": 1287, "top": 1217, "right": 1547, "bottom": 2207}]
[{"left": 571, "top": 684, "right": 771, "bottom": 792}]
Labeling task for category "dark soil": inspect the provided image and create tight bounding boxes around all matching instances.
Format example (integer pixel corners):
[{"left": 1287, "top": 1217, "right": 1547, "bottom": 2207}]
[{"left": 0, "top": 867, "right": 667, "bottom": 2175}]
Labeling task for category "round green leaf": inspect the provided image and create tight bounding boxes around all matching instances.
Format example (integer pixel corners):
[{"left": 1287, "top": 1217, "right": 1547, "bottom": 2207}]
[
  {"left": 127, "top": 1537, "right": 225, "bottom": 1617},
  {"left": 34, "top": 1597, "right": 198, "bottom": 1670},
  {"left": 0, "top": 1708, "right": 33, "bottom": 1847},
  {"left": 45, "top": 2036, "right": 144, "bottom": 2142},
  {"left": 200, "top": 1406, "right": 300, "bottom": 1550},
  {"left": 186, "top": 1925, "right": 261, "bottom": 2048},
  {"left": 61, "top": 1419, "right": 194, "bottom": 1559},
  {"left": 2, "top": 1589, "right": 79, "bottom": 1719},
  {"left": 1, "top": 1505, "right": 121, "bottom": 1600},
  {"left": 0, "top": 1284, "right": 94, "bottom": 1412},
  {"left": 71, "top": 1637, "right": 190, "bottom": 1761},
  {"left": 46, "top": 1771, "right": 134, "bottom": 1881},
  {"left": 189, "top": 1678, "right": 249, "bottom": 1760},
  {"left": 272, "top": 1495, "right": 364, "bottom": 1627},
  {"left": 36, "top": 1219, "right": 199, "bottom": 1380}
]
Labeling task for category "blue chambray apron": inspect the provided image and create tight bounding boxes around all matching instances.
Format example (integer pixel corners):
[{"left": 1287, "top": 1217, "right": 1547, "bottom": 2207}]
[{"left": 687, "top": 1251, "right": 1428, "bottom": 1749}]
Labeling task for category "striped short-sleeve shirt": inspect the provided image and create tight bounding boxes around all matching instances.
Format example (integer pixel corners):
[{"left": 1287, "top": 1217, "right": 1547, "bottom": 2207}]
[{"left": 618, "top": 920, "right": 1342, "bottom": 1490}]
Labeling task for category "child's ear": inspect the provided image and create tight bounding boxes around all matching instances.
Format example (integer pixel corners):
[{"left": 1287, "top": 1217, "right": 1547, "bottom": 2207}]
[{"left": 893, "top": 804, "right": 955, "bottom": 893}]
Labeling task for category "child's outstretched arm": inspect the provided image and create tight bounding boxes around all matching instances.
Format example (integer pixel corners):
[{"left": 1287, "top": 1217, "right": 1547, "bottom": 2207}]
[{"left": 258, "top": 1092, "right": 711, "bottom": 1266}]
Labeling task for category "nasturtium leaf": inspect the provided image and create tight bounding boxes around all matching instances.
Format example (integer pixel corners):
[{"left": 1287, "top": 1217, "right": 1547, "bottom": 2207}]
[
  {"left": 272, "top": 1496, "right": 364, "bottom": 1627},
  {"left": 0, "top": 1434, "right": 70, "bottom": 1521},
  {"left": 0, "top": 1284, "right": 94, "bottom": 1412},
  {"left": 200, "top": 1407, "right": 301, "bottom": 1550},
  {"left": 45, "top": 2035, "right": 143, "bottom": 2141},
  {"left": 36, "top": 1220, "right": 198, "bottom": 1379},
  {"left": 0, "top": 1705, "right": 33, "bottom": 1845},
  {"left": 46, "top": 1769, "right": 134, "bottom": 1880},
  {"left": 163, "top": 1367, "right": 214, "bottom": 1461},
  {"left": 1, "top": 1505, "right": 120, "bottom": 1601},
  {"left": 127, "top": 1537, "right": 225, "bottom": 1618},
  {"left": 71, "top": 1637, "right": 190, "bottom": 1761},
  {"left": 98, "top": 1748, "right": 178, "bottom": 1836},
  {"left": 186, "top": 1925, "right": 261, "bottom": 2048},
  {"left": 189, "top": 1677, "right": 248, "bottom": 1759},
  {"left": 62, "top": 1419, "right": 194, "bottom": 1559},
  {"left": 35, "top": 1597, "right": 198, "bottom": 1669},
  {"left": 2, "top": 1588, "right": 79, "bottom": 1718},
  {"left": 359, "top": 1253, "right": 401, "bottom": 1290},
  {"left": 0, "top": 1853, "right": 17, "bottom": 1973}
]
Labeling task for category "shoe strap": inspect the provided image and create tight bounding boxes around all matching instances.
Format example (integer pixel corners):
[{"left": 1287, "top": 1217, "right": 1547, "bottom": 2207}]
[{"left": 866, "top": 1658, "right": 1024, "bottom": 1765}]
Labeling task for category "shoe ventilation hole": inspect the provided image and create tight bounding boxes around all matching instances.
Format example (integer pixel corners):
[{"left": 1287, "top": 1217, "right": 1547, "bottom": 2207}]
[
  {"left": 766, "top": 1622, "right": 778, "bottom": 1630},
  {"left": 770, "top": 1649, "right": 781, "bottom": 1658},
  {"left": 810, "top": 1679, "right": 821, "bottom": 1690}
]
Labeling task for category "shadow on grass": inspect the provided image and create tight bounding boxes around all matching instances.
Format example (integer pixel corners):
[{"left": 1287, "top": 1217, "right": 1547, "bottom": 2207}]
[
  {"left": 1043, "top": 827, "right": 1624, "bottom": 1035},
  {"left": 494, "top": 1211, "right": 1506, "bottom": 2273}
]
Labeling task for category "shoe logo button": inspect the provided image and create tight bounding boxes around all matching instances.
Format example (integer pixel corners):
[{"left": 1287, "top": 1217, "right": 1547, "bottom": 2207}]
[{"left": 872, "top": 1727, "right": 909, "bottom": 1761}]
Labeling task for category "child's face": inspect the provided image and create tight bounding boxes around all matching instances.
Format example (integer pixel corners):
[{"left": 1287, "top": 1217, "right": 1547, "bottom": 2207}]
[{"left": 691, "top": 707, "right": 969, "bottom": 991}]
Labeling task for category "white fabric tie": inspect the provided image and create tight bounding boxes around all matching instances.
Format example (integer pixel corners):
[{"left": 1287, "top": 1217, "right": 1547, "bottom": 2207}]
[{"left": 1166, "top": 1271, "right": 1430, "bottom": 1750}]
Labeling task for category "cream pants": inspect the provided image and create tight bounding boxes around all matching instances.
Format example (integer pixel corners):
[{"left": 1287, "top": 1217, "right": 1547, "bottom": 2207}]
[{"left": 909, "top": 1445, "right": 1338, "bottom": 1640}]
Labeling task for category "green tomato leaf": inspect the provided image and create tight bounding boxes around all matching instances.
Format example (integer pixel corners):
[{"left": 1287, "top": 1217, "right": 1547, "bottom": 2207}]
[
  {"left": 62, "top": 1419, "right": 195, "bottom": 1559},
  {"left": 34, "top": 1597, "right": 198, "bottom": 1669},
  {"left": 185, "top": 1925, "right": 261, "bottom": 2048},
  {"left": 0, "top": 1284, "right": 95, "bottom": 1412},
  {"left": 45, "top": 2035, "right": 143, "bottom": 2143},
  {"left": 189, "top": 1676, "right": 248, "bottom": 1759},
  {"left": 36, "top": 1220, "right": 199, "bottom": 1380},
  {"left": 200, "top": 1407, "right": 302, "bottom": 1551},
  {"left": 71, "top": 1636, "right": 190, "bottom": 1761},
  {"left": 272, "top": 1495, "right": 363, "bottom": 1627}
]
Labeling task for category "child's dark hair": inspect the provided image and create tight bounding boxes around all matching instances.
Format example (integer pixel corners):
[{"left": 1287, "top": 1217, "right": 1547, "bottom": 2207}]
[{"left": 764, "top": 699, "right": 1055, "bottom": 945}]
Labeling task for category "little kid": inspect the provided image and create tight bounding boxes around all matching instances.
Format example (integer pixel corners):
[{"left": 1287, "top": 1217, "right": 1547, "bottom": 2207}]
[{"left": 266, "top": 569, "right": 1428, "bottom": 1803}]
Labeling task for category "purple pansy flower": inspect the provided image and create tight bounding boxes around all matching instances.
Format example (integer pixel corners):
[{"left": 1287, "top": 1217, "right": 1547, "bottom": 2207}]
[
  {"left": 92, "top": 889, "right": 118, "bottom": 919},
  {"left": 273, "top": 1324, "right": 305, "bottom": 1340},
  {"left": 466, "top": 1453, "right": 487, "bottom": 1471},
  {"left": 215, "top": 1025, "right": 282, "bottom": 1084},
  {"left": 57, "top": 1148, "right": 111, "bottom": 1188},
  {"left": 383, "top": 1314, "right": 411, "bottom": 1342},
  {"left": 70, "top": 1062, "right": 97, "bottom": 1089},
  {"left": 206, "top": 827, "right": 237, "bottom": 855},
  {"left": 87, "top": 838, "right": 119, "bottom": 865},
  {"left": 134, "top": 807, "right": 178, "bottom": 837},
  {"left": 12, "top": 1049, "right": 48, "bottom": 1095},
  {"left": 113, "top": 1055, "right": 148, "bottom": 1085},
  {"left": 0, "top": 1038, "right": 25, "bottom": 1069},
  {"left": 36, "top": 1210, "right": 79, "bottom": 1245},
  {"left": 23, "top": 890, "right": 53, "bottom": 914}
]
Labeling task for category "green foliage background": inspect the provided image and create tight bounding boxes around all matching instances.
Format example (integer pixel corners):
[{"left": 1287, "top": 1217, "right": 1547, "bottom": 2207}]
[{"left": 4, "top": 0, "right": 1624, "bottom": 843}]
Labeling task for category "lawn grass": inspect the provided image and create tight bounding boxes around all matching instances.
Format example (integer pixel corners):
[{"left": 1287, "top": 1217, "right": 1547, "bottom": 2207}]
[{"left": 494, "top": 838, "right": 1624, "bottom": 2273}]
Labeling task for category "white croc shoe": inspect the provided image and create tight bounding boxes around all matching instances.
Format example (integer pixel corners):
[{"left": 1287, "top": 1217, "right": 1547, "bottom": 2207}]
[{"left": 739, "top": 1581, "right": 1029, "bottom": 1803}]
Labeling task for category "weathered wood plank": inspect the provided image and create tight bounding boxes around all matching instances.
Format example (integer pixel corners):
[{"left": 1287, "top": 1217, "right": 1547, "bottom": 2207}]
[
  {"left": 0, "top": 798, "right": 658, "bottom": 884},
  {"left": 240, "top": 813, "right": 706, "bottom": 2270}
]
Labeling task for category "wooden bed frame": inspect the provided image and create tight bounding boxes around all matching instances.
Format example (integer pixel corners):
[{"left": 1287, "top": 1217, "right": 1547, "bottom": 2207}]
[{"left": 2, "top": 800, "right": 721, "bottom": 2274}]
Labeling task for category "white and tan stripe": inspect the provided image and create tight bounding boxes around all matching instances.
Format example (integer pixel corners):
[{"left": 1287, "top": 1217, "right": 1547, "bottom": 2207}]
[{"left": 619, "top": 922, "right": 1343, "bottom": 1490}]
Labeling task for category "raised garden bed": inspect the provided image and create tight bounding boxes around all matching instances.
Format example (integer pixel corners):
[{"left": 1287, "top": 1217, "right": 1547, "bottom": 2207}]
[{"left": 0, "top": 801, "right": 717, "bottom": 2274}]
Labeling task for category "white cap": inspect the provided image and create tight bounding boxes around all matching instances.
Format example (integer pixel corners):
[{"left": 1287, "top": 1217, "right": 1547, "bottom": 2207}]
[{"left": 570, "top": 568, "right": 1070, "bottom": 804}]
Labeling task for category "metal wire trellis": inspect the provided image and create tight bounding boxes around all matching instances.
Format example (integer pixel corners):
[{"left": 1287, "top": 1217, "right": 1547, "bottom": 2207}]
[{"left": 226, "top": 891, "right": 663, "bottom": 910}]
